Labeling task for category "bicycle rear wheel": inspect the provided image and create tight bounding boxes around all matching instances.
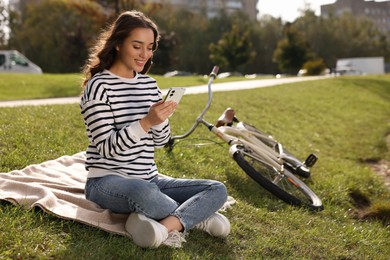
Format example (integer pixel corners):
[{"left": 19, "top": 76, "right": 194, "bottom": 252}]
[{"left": 231, "top": 144, "right": 323, "bottom": 210}]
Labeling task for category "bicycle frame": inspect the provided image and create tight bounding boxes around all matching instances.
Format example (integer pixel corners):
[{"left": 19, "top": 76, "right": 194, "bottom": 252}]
[
  {"left": 168, "top": 66, "right": 323, "bottom": 209},
  {"left": 219, "top": 126, "right": 284, "bottom": 172},
  {"left": 169, "top": 66, "right": 288, "bottom": 175},
  {"left": 169, "top": 67, "right": 218, "bottom": 141}
]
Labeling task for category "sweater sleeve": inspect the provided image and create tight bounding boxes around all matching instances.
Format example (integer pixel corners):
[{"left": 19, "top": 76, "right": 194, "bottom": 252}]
[
  {"left": 81, "top": 99, "right": 149, "bottom": 158},
  {"left": 151, "top": 119, "right": 171, "bottom": 148}
]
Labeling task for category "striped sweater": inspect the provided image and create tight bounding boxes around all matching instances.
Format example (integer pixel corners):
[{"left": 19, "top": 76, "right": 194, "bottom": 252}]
[{"left": 80, "top": 70, "right": 170, "bottom": 180}]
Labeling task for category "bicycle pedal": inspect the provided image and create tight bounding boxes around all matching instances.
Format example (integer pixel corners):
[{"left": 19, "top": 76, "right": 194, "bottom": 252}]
[{"left": 304, "top": 153, "right": 318, "bottom": 167}]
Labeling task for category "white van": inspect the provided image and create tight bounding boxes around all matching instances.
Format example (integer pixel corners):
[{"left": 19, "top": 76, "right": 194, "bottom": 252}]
[{"left": 0, "top": 50, "right": 42, "bottom": 74}]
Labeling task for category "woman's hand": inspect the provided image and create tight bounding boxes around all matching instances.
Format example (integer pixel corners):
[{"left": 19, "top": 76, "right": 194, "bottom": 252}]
[{"left": 140, "top": 101, "right": 177, "bottom": 131}]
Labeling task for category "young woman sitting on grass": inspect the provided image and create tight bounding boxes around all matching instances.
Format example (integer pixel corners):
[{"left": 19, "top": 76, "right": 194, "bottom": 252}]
[{"left": 79, "top": 10, "right": 230, "bottom": 248}]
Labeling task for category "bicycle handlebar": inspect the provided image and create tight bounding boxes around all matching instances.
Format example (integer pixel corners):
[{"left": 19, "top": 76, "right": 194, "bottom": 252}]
[
  {"left": 169, "top": 66, "right": 219, "bottom": 142},
  {"left": 210, "top": 65, "right": 219, "bottom": 78}
]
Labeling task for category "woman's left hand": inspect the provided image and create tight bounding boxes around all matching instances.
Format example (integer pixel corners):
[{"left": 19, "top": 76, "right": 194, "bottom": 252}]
[{"left": 140, "top": 101, "right": 177, "bottom": 131}]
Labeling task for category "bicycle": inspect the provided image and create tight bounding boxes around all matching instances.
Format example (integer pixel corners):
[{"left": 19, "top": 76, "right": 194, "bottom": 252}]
[{"left": 166, "top": 66, "right": 324, "bottom": 211}]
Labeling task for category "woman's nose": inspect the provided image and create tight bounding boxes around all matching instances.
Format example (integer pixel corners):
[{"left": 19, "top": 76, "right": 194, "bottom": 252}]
[{"left": 140, "top": 48, "right": 147, "bottom": 58}]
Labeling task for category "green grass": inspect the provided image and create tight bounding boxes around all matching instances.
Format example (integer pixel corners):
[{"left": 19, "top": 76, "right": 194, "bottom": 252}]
[
  {"left": 0, "top": 73, "right": 259, "bottom": 101},
  {"left": 0, "top": 73, "right": 83, "bottom": 100},
  {"left": 1, "top": 75, "right": 390, "bottom": 259}
]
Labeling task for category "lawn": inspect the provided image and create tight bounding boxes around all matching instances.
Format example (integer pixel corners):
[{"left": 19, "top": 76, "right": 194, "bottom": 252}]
[
  {"left": 0, "top": 74, "right": 389, "bottom": 259},
  {"left": 0, "top": 73, "right": 261, "bottom": 101}
]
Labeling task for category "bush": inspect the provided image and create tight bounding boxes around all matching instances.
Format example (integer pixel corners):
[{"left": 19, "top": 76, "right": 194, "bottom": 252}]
[{"left": 302, "top": 58, "right": 327, "bottom": 76}]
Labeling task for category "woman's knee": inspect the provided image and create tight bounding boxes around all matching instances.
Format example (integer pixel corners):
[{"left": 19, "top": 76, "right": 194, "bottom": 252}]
[
  {"left": 210, "top": 180, "right": 228, "bottom": 203},
  {"left": 86, "top": 176, "right": 158, "bottom": 212}
]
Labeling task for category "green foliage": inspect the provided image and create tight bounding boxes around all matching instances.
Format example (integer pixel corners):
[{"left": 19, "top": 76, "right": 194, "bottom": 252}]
[
  {"left": 1, "top": 76, "right": 390, "bottom": 258},
  {"left": 209, "top": 24, "right": 256, "bottom": 72},
  {"left": 302, "top": 58, "right": 327, "bottom": 76},
  {"left": 152, "top": 7, "right": 211, "bottom": 74},
  {"left": 246, "top": 16, "right": 283, "bottom": 74},
  {"left": 273, "top": 23, "right": 313, "bottom": 74},
  {"left": 3, "top": 1, "right": 390, "bottom": 75},
  {"left": 9, "top": 0, "right": 106, "bottom": 73},
  {"left": 0, "top": 0, "right": 9, "bottom": 47},
  {"left": 294, "top": 12, "right": 389, "bottom": 67}
]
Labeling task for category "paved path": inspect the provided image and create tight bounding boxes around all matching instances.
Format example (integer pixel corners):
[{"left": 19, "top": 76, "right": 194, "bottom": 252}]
[{"left": 0, "top": 76, "right": 326, "bottom": 107}]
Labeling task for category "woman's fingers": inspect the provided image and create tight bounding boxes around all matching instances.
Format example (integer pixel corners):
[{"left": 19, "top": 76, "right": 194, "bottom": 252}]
[
  {"left": 148, "top": 101, "right": 177, "bottom": 124},
  {"left": 158, "top": 101, "right": 177, "bottom": 117}
]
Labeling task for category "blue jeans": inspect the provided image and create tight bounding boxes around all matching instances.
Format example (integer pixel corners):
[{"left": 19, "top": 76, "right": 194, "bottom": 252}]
[{"left": 85, "top": 175, "right": 228, "bottom": 231}]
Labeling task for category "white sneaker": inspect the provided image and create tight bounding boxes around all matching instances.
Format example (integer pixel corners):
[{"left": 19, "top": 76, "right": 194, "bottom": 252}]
[
  {"left": 162, "top": 230, "right": 187, "bottom": 248},
  {"left": 195, "top": 212, "right": 230, "bottom": 238},
  {"left": 125, "top": 213, "right": 168, "bottom": 248}
]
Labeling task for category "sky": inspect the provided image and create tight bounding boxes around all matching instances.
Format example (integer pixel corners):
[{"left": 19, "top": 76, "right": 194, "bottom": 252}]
[
  {"left": 257, "top": 0, "right": 337, "bottom": 22},
  {"left": 257, "top": 0, "right": 390, "bottom": 22}
]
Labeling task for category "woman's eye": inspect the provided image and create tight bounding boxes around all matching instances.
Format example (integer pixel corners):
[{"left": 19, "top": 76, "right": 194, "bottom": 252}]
[{"left": 133, "top": 45, "right": 141, "bottom": 49}]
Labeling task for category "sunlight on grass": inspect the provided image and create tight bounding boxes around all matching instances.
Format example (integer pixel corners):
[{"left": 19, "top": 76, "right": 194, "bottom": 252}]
[
  {"left": 0, "top": 75, "right": 389, "bottom": 259},
  {"left": 0, "top": 73, "right": 260, "bottom": 101}
]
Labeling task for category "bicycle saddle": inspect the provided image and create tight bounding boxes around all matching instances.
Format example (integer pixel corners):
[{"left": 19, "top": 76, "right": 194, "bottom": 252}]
[{"left": 216, "top": 108, "right": 236, "bottom": 127}]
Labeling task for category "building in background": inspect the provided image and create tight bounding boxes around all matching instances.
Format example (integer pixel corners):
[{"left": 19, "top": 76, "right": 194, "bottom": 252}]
[
  {"left": 8, "top": 0, "right": 19, "bottom": 10},
  {"left": 8, "top": 0, "right": 258, "bottom": 21},
  {"left": 321, "top": 0, "right": 390, "bottom": 32},
  {"left": 145, "top": 0, "right": 258, "bottom": 20}
]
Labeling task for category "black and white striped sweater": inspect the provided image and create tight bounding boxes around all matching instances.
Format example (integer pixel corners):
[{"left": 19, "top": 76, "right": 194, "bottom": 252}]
[{"left": 80, "top": 70, "right": 170, "bottom": 180}]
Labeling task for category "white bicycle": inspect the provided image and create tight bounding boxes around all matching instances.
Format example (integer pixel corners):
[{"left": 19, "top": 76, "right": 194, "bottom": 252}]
[{"left": 166, "top": 66, "right": 324, "bottom": 211}]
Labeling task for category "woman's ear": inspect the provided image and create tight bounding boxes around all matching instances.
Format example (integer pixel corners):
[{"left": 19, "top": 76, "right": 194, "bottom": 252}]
[{"left": 115, "top": 45, "right": 120, "bottom": 52}]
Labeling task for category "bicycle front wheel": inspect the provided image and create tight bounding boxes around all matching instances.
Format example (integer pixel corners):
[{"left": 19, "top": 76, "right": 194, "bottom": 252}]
[{"left": 231, "top": 144, "right": 323, "bottom": 210}]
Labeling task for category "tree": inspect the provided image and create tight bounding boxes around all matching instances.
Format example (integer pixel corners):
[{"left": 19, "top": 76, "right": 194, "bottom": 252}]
[
  {"left": 0, "top": 0, "right": 10, "bottom": 47},
  {"left": 152, "top": 30, "right": 178, "bottom": 74},
  {"left": 209, "top": 24, "right": 256, "bottom": 72},
  {"left": 273, "top": 23, "right": 313, "bottom": 74},
  {"left": 148, "top": 5, "right": 213, "bottom": 74},
  {"left": 169, "top": 8, "right": 210, "bottom": 73},
  {"left": 6, "top": 0, "right": 385, "bottom": 75},
  {"left": 8, "top": 0, "right": 106, "bottom": 73},
  {"left": 293, "top": 11, "right": 389, "bottom": 68},
  {"left": 246, "top": 15, "right": 284, "bottom": 74}
]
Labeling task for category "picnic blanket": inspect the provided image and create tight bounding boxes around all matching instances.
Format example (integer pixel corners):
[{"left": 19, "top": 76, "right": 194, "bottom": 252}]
[{"left": 0, "top": 152, "right": 236, "bottom": 237}]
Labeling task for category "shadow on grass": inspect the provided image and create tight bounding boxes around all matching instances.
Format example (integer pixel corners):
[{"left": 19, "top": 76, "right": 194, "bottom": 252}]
[
  {"left": 346, "top": 77, "right": 390, "bottom": 102},
  {"left": 0, "top": 201, "right": 236, "bottom": 259},
  {"left": 349, "top": 189, "right": 390, "bottom": 227},
  {"left": 224, "top": 168, "right": 289, "bottom": 212}
]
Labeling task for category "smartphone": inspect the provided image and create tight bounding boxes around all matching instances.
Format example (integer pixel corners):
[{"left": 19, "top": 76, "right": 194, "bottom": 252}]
[{"left": 163, "top": 87, "right": 186, "bottom": 104}]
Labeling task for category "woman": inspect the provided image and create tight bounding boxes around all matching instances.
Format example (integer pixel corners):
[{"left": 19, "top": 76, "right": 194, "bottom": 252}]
[{"left": 80, "top": 10, "right": 230, "bottom": 248}]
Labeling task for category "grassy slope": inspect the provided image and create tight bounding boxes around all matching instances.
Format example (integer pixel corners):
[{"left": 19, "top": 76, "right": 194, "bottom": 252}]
[
  {"left": 0, "top": 75, "right": 389, "bottom": 259},
  {"left": 0, "top": 73, "right": 259, "bottom": 101}
]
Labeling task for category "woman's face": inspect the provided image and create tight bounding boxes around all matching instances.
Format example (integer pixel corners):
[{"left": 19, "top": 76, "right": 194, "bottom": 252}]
[{"left": 115, "top": 27, "right": 155, "bottom": 76}]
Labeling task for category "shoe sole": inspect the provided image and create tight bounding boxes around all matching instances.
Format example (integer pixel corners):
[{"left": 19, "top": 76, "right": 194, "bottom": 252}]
[{"left": 126, "top": 213, "right": 162, "bottom": 248}]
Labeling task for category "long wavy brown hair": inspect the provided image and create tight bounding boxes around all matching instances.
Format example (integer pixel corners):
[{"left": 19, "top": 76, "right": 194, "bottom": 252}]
[{"left": 81, "top": 10, "right": 160, "bottom": 88}]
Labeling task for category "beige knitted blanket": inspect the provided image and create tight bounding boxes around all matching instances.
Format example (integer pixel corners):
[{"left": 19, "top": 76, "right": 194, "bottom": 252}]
[{"left": 0, "top": 152, "right": 235, "bottom": 236}]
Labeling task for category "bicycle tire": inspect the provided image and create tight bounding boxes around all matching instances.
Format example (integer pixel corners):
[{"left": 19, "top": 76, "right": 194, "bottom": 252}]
[{"left": 231, "top": 144, "right": 323, "bottom": 210}]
